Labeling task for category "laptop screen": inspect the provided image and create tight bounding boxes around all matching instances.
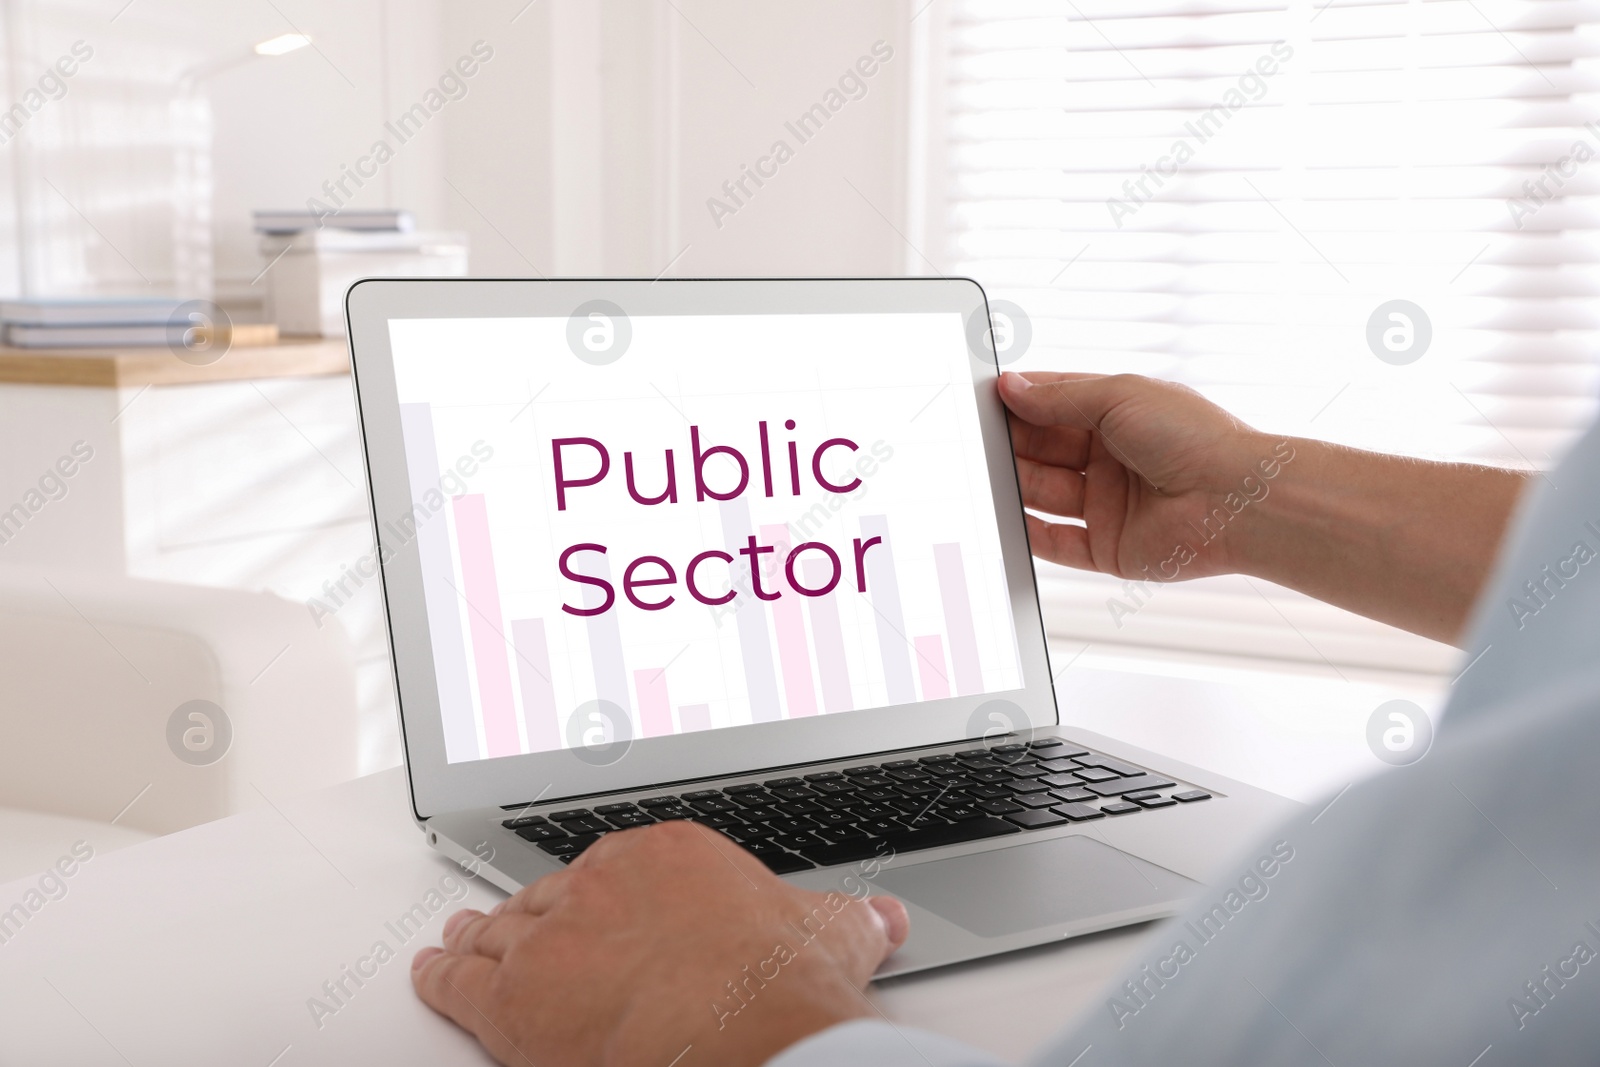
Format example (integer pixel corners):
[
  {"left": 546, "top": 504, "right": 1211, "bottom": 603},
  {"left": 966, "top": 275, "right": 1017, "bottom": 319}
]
[{"left": 388, "top": 310, "right": 1024, "bottom": 765}]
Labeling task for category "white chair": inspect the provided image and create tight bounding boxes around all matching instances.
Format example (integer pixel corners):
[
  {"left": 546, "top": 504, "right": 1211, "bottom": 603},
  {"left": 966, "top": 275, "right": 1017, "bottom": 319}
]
[{"left": 0, "top": 564, "right": 361, "bottom": 876}]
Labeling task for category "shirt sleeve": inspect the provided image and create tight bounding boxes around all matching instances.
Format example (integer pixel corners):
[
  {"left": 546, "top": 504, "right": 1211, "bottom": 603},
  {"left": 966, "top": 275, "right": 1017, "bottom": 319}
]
[{"left": 765, "top": 1019, "right": 1011, "bottom": 1067}]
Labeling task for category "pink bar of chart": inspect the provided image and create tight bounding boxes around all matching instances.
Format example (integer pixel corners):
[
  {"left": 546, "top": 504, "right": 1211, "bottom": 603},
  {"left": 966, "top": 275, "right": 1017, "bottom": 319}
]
[
  {"left": 679, "top": 703, "right": 712, "bottom": 733},
  {"left": 760, "top": 524, "right": 817, "bottom": 718},
  {"left": 451, "top": 494, "right": 522, "bottom": 758},
  {"left": 633, "top": 668, "right": 674, "bottom": 739},
  {"left": 510, "top": 619, "right": 559, "bottom": 753},
  {"left": 914, "top": 635, "right": 950, "bottom": 700}
]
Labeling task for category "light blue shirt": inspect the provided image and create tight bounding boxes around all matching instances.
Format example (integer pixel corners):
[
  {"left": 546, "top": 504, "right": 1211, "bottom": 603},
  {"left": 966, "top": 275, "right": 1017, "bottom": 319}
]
[{"left": 771, "top": 421, "right": 1600, "bottom": 1067}]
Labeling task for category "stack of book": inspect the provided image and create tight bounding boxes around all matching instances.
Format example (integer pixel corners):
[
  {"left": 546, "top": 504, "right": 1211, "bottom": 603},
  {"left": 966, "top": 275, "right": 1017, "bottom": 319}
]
[
  {"left": 1, "top": 298, "right": 189, "bottom": 348},
  {"left": 253, "top": 208, "right": 466, "bottom": 337}
]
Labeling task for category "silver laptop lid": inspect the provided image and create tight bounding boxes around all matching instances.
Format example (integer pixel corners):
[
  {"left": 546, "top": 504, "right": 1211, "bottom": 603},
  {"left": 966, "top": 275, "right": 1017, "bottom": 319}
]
[{"left": 346, "top": 278, "right": 1057, "bottom": 819}]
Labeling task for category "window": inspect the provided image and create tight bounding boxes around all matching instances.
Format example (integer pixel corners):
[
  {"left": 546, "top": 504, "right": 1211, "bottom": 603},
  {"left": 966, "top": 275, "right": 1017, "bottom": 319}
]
[{"left": 925, "top": 0, "right": 1600, "bottom": 676}]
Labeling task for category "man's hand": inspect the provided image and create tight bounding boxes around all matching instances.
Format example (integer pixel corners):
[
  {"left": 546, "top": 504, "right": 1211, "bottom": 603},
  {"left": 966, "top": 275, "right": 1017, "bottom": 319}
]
[
  {"left": 1001, "top": 370, "right": 1278, "bottom": 581},
  {"left": 1001, "top": 370, "right": 1529, "bottom": 643},
  {"left": 412, "top": 820, "right": 909, "bottom": 1067}
]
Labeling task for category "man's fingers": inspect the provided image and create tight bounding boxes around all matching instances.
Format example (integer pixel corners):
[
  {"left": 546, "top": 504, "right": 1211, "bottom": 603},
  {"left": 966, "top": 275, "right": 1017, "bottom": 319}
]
[
  {"left": 498, "top": 867, "right": 574, "bottom": 917},
  {"left": 867, "top": 896, "right": 910, "bottom": 953},
  {"left": 1025, "top": 514, "right": 1098, "bottom": 572},
  {"left": 412, "top": 950, "right": 500, "bottom": 1038},
  {"left": 1008, "top": 414, "right": 1089, "bottom": 470},
  {"left": 1000, "top": 371, "right": 1134, "bottom": 432},
  {"left": 444, "top": 910, "right": 541, "bottom": 961},
  {"left": 1015, "top": 456, "right": 1084, "bottom": 519}
]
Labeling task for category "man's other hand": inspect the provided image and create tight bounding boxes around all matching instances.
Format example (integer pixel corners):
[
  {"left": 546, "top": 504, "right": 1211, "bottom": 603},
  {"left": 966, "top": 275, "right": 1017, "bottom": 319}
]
[{"left": 412, "top": 820, "right": 909, "bottom": 1067}]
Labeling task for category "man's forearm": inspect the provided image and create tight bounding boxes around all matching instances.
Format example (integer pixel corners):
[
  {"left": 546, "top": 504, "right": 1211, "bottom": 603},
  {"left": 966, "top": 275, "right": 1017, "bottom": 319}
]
[{"left": 1231, "top": 435, "right": 1529, "bottom": 645}]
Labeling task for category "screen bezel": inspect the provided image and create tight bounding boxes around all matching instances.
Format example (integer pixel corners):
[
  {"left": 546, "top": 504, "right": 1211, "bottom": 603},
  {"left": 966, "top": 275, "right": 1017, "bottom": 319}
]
[{"left": 345, "top": 277, "right": 1059, "bottom": 821}]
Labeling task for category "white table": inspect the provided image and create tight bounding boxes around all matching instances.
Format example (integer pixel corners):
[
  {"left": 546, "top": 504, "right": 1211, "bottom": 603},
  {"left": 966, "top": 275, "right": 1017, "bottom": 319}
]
[
  {"left": 0, "top": 657, "right": 1422, "bottom": 1065},
  {"left": 0, "top": 766, "right": 1139, "bottom": 1065}
]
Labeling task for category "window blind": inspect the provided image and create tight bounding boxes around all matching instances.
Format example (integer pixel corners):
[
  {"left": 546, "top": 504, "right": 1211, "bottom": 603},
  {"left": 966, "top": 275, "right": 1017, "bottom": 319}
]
[{"left": 938, "top": 0, "right": 1600, "bottom": 676}]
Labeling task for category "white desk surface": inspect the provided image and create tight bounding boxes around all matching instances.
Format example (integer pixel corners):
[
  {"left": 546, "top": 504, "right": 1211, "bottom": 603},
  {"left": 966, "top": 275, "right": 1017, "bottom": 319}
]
[{"left": 0, "top": 658, "right": 1428, "bottom": 1065}]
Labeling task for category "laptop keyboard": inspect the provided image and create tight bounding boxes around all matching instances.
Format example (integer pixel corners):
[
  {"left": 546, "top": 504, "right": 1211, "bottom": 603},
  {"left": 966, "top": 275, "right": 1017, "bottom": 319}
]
[{"left": 500, "top": 739, "right": 1211, "bottom": 875}]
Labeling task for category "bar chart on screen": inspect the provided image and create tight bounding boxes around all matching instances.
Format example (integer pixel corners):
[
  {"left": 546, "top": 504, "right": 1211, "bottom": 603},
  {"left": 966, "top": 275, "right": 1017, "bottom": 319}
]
[{"left": 388, "top": 311, "right": 1024, "bottom": 763}]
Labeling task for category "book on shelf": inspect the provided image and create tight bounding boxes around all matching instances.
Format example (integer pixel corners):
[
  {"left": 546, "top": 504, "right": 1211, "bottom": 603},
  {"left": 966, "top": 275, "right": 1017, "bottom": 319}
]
[
  {"left": 0, "top": 298, "right": 186, "bottom": 327},
  {"left": 253, "top": 208, "right": 415, "bottom": 235}
]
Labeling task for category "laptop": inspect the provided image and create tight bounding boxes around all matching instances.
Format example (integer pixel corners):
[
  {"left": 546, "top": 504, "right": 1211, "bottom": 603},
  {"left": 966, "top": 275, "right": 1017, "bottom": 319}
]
[{"left": 345, "top": 277, "right": 1298, "bottom": 977}]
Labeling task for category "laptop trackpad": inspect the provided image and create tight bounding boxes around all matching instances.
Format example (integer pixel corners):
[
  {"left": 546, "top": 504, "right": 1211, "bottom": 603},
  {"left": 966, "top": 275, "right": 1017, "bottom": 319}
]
[{"left": 872, "top": 834, "right": 1198, "bottom": 938}]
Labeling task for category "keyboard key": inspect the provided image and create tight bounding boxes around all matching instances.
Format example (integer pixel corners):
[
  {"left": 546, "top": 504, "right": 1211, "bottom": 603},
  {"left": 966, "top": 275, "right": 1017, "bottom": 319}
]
[
  {"left": 724, "top": 783, "right": 766, "bottom": 795},
  {"left": 759, "top": 851, "right": 817, "bottom": 875},
  {"left": 777, "top": 800, "right": 825, "bottom": 815},
  {"left": 918, "top": 754, "right": 959, "bottom": 766},
  {"left": 549, "top": 809, "right": 592, "bottom": 821},
  {"left": 857, "top": 818, "right": 906, "bottom": 836},
  {"left": 844, "top": 803, "right": 898, "bottom": 820},
  {"left": 501, "top": 814, "right": 547, "bottom": 829},
  {"left": 1051, "top": 803, "right": 1106, "bottom": 822},
  {"left": 959, "top": 757, "right": 1003, "bottom": 771},
  {"left": 724, "top": 823, "right": 772, "bottom": 842},
  {"left": 885, "top": 768, "right": 932, "bottom": 782},
  {"left": 955, "top": 748, "right": 993, "bottom": 759},
  {"left": 764, "top": 777, "right": 804, "bottom": 788},
  {"left": 1101, "top": 801, "right": 1141, "bottom": 815},
  {"left": 842, "top": 765, "right": 881, "bottom": 776},
  {"left": 1071, "top": 766, "right": 1121, "bottom": 783},
  {"left": 652, "top": 806, "right": 694, "bottom": 821},
  {"left": 606, "top": 812, "right": 656, "bottom": 828},
  {"left": 856, "top": 787, "right": 898, "bottom": 803},
  {"left": 810, "top": 781, "right": 856, "bottom": 796},
  {"left": 767, "top": 817, "right": 818, "bottom": 834},
  {"left": 1014, "top": 793, "right": 1059, "bottom": 809},
  {"left": 515, "top": 824, "right": 567, "bottom": 842},
  {"left": 977, "top": 798, "right": 1024, "bottom": 815},
  {"left": 681, "top": 790, "right": 722, "bottom": 801},
  {"left": 1049, "top": 787, "right": 1096, "bottom": 804},
  {"left": 1006, "top": 808, "right": 1070, "bottom": 829},
  {"left": 896, "top": 782, "right": 940, "bottom": 797},
  {"left": 992, "top": 743, "right": 1028, "bottom": 754},
  {"left": 689, "top": 798, "right": 739, "bottom": 814},
  {"left": 1027, "top": 739, "right": 1064, "bottom": 750},
  {"left": 817, "top": 825, "right": 871, "bottom": 842},
  {"left": 731, "top": 792, "right": 778, "bottom": 808},
  {"left": 882, "top": 759, "right": 920, "bottom": 770},
  {"left": 813, "top": 810, "right": 856, "bottom": 826},
  {"left": 803, "top": 771, "right": 844, "bottom": 782},
  {"left": 1083, "top": 775, "right": 1177, "bottom": 797},
  {"left": 1090, "top": 757, "right": 1146, "bottom": 776},
  {"left": 816, "top": 796, "right": 856, "bottom": 810},
  {"left": 1133, "top": 795, "right": 1177, "bottom": 809},
  {"left": 1008, "top": 764, "right": 1051, "bottom": 779},
  {"left": 768, "top": 786, "right": 816, "bottom": 801},
  {"left": 1039, "top": 773, "right": 1083, "bottom": 789},
  {"left": 901, "top": 811, "right": 947, "bottom": 829},
  {"left": 1036, "top": 758, "right": 1081, "bottom": 774},
  {"left": 537, "top": 834, "right": 599, "bottom": 856},
  {"left": 969, "top": 770, "right": 1012, "bottom": 784},
  {"left": 560, "top": 817, "right": 609, "bottom": 835},
  {"left": 966, "top": 784, "right": 1011, "bottom": 800},
  {"left": 798, "top": 817, "right": 1020, "bottom": 866},
  {"left": 1174, "top": 790, "right": 1212, "bottom": 802},
  {"left": 941, "top": 806, "right": 984, "bottom": 821},
  {"left": 1124, "top": 791, "right": 1160, "bottom": 801},
  {"left": 594, "top": 802, "right": 637, "bottom": 815},
  {"left": 742, "top": 840, "right": 787, "bottom": 856},
  {"left": 637, "top": 796, "right": 680, "bottom": 808},
  {"left": 772, "top": 832, "right": 826, "bottom": 850},
  {"left": 738, "top": 806, "right": 782, "bottom": 822},
  {"left": 1008, "top": 780, "right": 1051, "bottom": 795},
  {"left": 695, "top": 813, "right": 742, "bottom": 829},
  {"left": 849, "top": 775, "right": 894, "bottom": 788}
]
